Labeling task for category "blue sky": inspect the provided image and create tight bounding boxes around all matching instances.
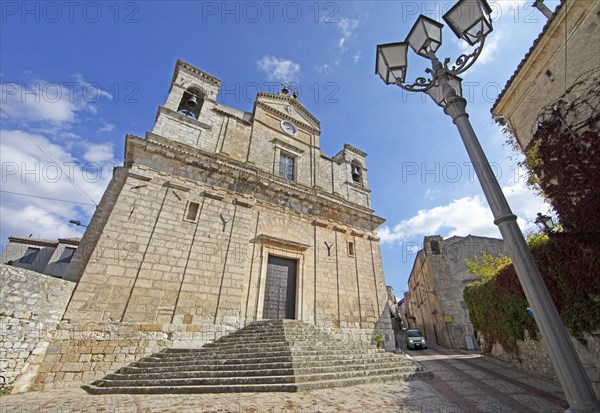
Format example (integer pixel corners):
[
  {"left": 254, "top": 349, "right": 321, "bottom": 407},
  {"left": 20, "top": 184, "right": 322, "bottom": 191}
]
[{"left": 0, "top": 1, "right": 558, "bottom": 296}]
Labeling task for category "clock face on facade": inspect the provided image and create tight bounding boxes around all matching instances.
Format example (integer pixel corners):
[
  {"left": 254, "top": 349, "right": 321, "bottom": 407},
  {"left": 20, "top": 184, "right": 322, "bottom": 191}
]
[{"left": 280, "top": 120, "right": 297, "bottom": 136}]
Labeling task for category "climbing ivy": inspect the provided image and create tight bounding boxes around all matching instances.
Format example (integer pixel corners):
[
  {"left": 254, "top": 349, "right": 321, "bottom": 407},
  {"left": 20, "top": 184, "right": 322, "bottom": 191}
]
[{"left": 464, "top": 233, "right": 600, "bottom": 356}]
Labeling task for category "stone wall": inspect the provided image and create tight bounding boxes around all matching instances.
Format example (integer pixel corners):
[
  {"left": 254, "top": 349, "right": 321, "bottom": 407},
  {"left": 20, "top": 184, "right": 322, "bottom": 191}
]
[
  {"left": 407, "top": 236, "right": 505, "bottom": 350},
  {"left": 0, "top": 265, "right": 75, "bottom": 393},
  {"left": 483, "top": 332, "right": 600, "bottom": 398},
  {"left": 492, "top": 0, "right": 600, "bottom": 149}
]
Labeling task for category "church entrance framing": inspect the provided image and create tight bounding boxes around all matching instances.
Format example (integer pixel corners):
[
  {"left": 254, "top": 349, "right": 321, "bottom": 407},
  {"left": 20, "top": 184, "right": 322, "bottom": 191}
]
[
  {"left": 262, "top": 255, "right": 297, "bottom": 319},
  {"left": 253, "top": 235, "right": 310, "bottom": 322}
]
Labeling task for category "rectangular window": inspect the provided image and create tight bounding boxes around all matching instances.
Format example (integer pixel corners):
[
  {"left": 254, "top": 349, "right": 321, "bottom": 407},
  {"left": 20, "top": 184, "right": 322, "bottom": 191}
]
[
  {"left": 348, "top": 241, "right": 355, "bottom": 257},
  {"left": 20, "top": 247, "right": 40, "bottom": 264},
  {"left": 57, "top": 247, "right": 76, "bottom": 263},
  {"left": 184, "top": 201, "right": 200, "bottom": 222},
  {"left": 279, "top": 153, "right": 295, "bottom": 181}
]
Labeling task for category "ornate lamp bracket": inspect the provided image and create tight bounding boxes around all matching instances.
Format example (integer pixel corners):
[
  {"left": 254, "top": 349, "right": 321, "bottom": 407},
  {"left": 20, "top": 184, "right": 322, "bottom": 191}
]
[
  {"left": 396, "top": 68, "right": 437, "bottom": 93},
  {"left": 444, "top": 34, "right": 486, "bottom": 76}
]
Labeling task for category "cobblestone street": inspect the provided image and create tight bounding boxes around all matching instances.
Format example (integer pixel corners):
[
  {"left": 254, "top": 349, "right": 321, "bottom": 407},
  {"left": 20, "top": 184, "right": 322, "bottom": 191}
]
[{"left": 1, "top": 345, "right": 568, "bottom": 412}]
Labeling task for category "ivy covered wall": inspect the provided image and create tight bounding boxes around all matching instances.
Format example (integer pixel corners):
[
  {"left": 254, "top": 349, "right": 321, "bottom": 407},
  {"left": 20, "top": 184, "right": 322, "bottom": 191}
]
[
  {"left": 525, "top": 71, "right": 600, "bottom": 233},
  {"left": 464, "top": 233, "right": 600, "bottom": 356}
]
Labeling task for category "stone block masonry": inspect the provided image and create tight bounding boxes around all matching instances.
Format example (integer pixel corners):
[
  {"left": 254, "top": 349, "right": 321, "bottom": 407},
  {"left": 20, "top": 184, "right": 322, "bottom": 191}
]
[
  {"left": 8, "top": 60, "right": 396, "bottom": 392},
  {"left": 0, "top": 265, "right": 75, "bottom": 392}
]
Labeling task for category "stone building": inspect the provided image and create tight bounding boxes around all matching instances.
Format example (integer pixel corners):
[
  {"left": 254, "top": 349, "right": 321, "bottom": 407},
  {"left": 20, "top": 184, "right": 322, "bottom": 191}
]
[
  {"left": 63, "top": 59, "right": 392, "bottom": 342},
  {"left": 406, "top": 235, "right": 505, "bottom": 350},
  {"left": 492, "top": 0, "right": 600, "bottom": 232},
  {"left": 6, "top": 60, "right": 397, "bottom": 392},
  {"left": 1, "top": 236, "right": 80, "bottom": 277}
]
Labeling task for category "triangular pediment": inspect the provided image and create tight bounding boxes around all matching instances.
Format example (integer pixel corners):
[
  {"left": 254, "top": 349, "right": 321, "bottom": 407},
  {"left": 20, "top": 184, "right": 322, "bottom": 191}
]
[{"left": 255, "top": 93, "right": 320, "bottom": 132}]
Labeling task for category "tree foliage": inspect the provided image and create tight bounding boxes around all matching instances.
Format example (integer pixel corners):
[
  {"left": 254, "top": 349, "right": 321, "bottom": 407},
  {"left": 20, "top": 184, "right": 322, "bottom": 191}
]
[{"left": 464, "top": 252, "right": 512, "bottom": 283}]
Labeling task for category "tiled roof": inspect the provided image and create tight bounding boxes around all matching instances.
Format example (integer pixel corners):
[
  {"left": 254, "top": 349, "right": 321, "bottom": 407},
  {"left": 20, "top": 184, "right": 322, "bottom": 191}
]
[
  {"left": 8, "top": 236, "right": 58, "bottom": 247},
  {"left": 491, "top": 1, "right": 565, "bottom": 112},
  {"left": 58, "top": 237, "right": 81, "bottom": 245}
]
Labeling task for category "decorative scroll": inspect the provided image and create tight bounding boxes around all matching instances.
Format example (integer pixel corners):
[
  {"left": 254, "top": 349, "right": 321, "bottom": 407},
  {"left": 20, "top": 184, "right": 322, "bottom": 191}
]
[
  {"left": 396, "top": 68, "right": 437, "bottom": 93},
  {"left": 397, "top": 34, "right": 486, "bottom": 93},
  {"left": 444, "top": 36, "right": 486, "bottom": 76}
]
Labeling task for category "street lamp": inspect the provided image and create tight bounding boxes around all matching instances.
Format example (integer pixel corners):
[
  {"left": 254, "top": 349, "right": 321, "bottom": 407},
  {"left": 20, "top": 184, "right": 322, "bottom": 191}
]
[
  {"left": 375, "top": 1, "right": 600, "bottom": 411},
  {"left": 68, "top": 219, "right": 88, "bottom": 228},
  {"left": 535, "top": 213, "right": 555, "bottom": 233}
]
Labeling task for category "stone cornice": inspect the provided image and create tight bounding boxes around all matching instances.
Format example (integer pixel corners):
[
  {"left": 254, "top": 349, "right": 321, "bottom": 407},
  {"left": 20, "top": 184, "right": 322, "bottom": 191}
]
[
  {"left": 272, "top": 138, "right": 305, "bottom": 156},
  {"left": 128, "top": 172, "right": 152, "bottom": 182},
  {"left": 157, "top": 106, "right": 213, "bottom": 130},
  {"left": 167, "top": 182, "right": 191, "bottom": 192},
  {"left": 344, "top": 144, "right": 368, "bottom": 158},
  {"left": 124, "top": 134, "right": 386, "bottom": 230},
  {"left": 254, "top": 234, "right": 311, "bottom": 251},
  {"left": 255, "top": 101, "right": 320, "bottom": 135},
  {"left": 175, "top": 59, "right": 222, "bottom": 87},
  {"left": 256, "top": 92, "right": 320, "bottom": 127},
  {"left": 212, "top": 106, "right": 252, "bottom": 125},
  {"left": 346, "top": 181, "right": 372, "bottom": 194}
]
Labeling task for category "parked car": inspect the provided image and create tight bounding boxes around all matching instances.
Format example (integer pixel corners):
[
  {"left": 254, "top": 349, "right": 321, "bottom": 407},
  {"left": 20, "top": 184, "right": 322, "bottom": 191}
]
[{"left": 405, "top": 329, "right": 427, "bottom": 349}]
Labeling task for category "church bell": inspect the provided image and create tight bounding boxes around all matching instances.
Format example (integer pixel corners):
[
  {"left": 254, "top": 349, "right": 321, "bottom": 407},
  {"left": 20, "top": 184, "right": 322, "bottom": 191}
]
[
  {"left": 186, "top": 94, "right": 199, "bottom": 108},
  {"left": 351, "top": 164, "right": 361, "bottom": 182}
]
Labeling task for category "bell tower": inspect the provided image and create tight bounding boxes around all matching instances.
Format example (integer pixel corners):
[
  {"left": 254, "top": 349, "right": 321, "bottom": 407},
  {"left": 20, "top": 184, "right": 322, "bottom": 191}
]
[{"left": 151, "top": 60, "right": 222, "bottom": 150}]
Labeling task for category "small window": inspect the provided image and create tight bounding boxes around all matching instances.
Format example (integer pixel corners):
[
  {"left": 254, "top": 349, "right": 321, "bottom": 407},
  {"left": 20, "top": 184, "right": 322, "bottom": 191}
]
[
  {"left": 279, "top": 153, "right": 295, "bottom": 181},
  {"left": 348, "top": 241, "right": 355, "bottom": 257},
  {"left": 57, "top": 247, "right": 76, "bottom": 264},
  {"left": 184, "top": 201, "right": 200, "bottom": 222},
  {"left": 430, "top": 240, "right": 441, "bottom": 254},
  {"left": 21, "top": 247, "right": 40, "bottom": 264}
]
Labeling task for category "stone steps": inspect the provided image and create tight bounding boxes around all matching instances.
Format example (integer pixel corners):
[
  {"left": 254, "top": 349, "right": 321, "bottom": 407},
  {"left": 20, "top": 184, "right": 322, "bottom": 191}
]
[
  {"left": 131, "top": 352, "right": 399, "bottom": 368},
  {"left": 144, "top": 347, "right": 384, "bottom": 361},
  {"left": 111, "top": 360, "right": 414, "bottom": 380},
  {"left": 106, "top": 362, "right": 414, "bottom": 380},
  {"left": 82, "top": 319, "right": 431, "bottom": 394},
  {"left": 117, "top": 357, "right": 408, "bottom": 376},
  {"left": 118, "top": 361, "right": 294, "bottom": 374},
  {"left": 82, "top": 372, "right": 429, "bottom": 395},
  {"left": 95, "top": 367, "right": 415, "bottom": 388}
]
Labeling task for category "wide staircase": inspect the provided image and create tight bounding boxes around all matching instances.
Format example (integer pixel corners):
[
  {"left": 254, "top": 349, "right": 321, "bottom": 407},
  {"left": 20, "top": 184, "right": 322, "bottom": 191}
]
[{"left": 82, "top": 319, "right": 431, "bottom": 394}]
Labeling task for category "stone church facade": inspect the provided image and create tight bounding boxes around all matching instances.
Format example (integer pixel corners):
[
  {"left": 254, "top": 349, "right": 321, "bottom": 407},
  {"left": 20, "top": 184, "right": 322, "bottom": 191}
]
[{"left": 59, "top": 60, "right": 391, "bottom": 358}]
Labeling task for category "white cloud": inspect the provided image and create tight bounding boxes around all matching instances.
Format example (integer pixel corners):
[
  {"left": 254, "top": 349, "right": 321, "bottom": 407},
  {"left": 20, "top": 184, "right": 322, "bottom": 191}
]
[
  {"left": 256, "top": 55, "right": 301, "bottom": 83},
  {"left": 0, "top": 204, "right": 84, "bottom": 242},
  {"left": 424, "top": 189, "right": 440, "bottom": 200},
  {"left": 0, "top": 129, "right": 116, "bottom": 243},
  {"left": 337, "top": 18, "right": 359, "bottom": 50},
  {"left": 353, "top": 52, "right": 362, "bottom": 64},
  {"left": 459, "top": 31, "right": 503, "bottom": 65},
  {"left": 315, "top": 64, "right": 334, "bottom": 75},
  {"left": 82, "top": 142, "right": 115, "bottom": 163},
  {"left": 0, "top": 75, "right": 114, "bottom": 130},
  {"left": 73, "top": 74, "right": 113, "bottom": 100},
  {"left": 379, "top": 179, "right": 549, "bottom": 244},
  {"left": 98, "top": 123, "right": 115, "bottom": 133},
  {"left": 0, "top": 82, "right": 78, "bottom": 124}
]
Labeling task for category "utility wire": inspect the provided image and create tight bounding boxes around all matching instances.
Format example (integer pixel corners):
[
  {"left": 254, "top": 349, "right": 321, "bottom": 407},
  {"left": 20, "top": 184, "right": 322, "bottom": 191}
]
[
  {"left": 0, "top": 107, "right": 99, "bottom": 206},
  {"left": 0, "top": 190, "right": 96, "bottom": 206}
]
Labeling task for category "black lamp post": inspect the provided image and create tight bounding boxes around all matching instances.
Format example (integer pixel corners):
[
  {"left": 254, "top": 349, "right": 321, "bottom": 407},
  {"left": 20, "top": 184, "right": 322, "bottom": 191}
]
[
  {"left": 375, "top": 1, "right": 599, "bottom": 411},
  {"left": 535, "top": 213, "right": 555, "bottom": 233}
]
